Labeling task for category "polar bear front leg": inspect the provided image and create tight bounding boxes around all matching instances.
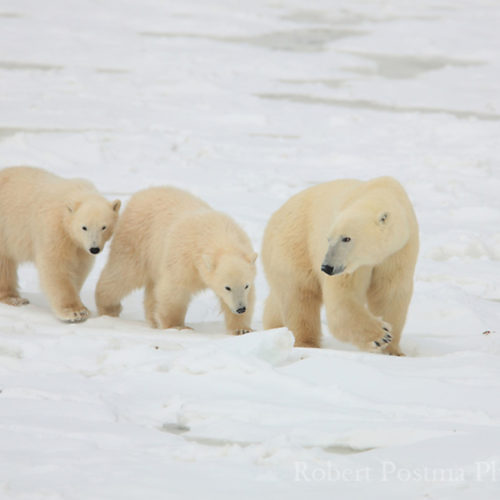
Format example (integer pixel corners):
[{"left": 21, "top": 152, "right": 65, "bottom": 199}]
[
  {"left": 325, "top": 296, "right": 392, "bottom": 353},
  {"left": 37, "top": 256, "right": 89, "bottom": 322},
  {"left": 367, "top": 271, "right": 413, "bottom": 356},
  {"left": 0, "top": 255, "right": 29, "bottom": 306},
  {"left": 73, "top": 253, "right": 94, "bottom": 293},
  {"left": 281, "top": 286, "right": 322, "bottom": 348},
  {"left": 323, "top": 278, "right": 392, "bottom": 353},
  {"left": 262, "top": 290, "right": 284, "bottom": 330}
]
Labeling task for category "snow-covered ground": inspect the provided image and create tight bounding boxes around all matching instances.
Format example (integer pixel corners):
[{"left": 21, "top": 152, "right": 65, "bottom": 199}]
[{"left": 1, "top": 0, "right": 500, "bottom": 498}]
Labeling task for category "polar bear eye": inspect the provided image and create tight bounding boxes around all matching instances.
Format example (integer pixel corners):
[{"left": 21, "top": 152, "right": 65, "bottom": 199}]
[
  {"left": 244, "top": 284, "right": 249, "bottom": 289},
  {"left": 225, "top": 286, "right": 231, "bottom": 291},
  {"left": 82, "top": 226, "right": 87, "bottom": 231},
  {"left": 342, "top": 237, "right": 351, "bottom": 243},
  {"left": 102, "top": 226, "right": 107, "bottom": 231}
]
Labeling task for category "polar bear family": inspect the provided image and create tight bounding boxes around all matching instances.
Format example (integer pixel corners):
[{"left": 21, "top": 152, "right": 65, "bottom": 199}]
[{"left": 0, "top": 166, "right": 419, "bottom": 355}]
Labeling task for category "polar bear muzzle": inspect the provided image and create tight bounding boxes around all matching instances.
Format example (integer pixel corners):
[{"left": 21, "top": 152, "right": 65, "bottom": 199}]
[
  {"left": 321, "top": 240, "right": 348, "bottom": 276},
  {"left": 321, "top": 263, "right": 345, "bottom": 276}
]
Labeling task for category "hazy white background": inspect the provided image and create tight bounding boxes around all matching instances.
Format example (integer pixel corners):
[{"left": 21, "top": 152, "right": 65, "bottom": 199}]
[{"left": 1, "top": 1, "right": 499, "bottom": 498}]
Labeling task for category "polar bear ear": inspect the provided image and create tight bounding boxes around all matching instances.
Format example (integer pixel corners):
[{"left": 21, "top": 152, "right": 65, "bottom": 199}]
[
  {"left": 111, "top": 199, "right": 121, "bottom": 212},
  {"left": 246, "top": 252, "right": 258, "bottom": 264},
  {"left": 201, "top": 253, "right": 214, "bottom": 272},
  {"left": 66, "top": 201, "right": 80, "bottom": 214}
]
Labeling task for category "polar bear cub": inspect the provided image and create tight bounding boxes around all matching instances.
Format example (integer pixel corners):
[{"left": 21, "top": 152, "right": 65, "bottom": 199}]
[
  {"left": 262, "top": 177, "right": 419, "bottom": 355},
  {"left": 95, "top": 187, "right": 257, "bottom": 333},
  {"left": 0, "top": 166, "right": 121, "bottom": 322}
]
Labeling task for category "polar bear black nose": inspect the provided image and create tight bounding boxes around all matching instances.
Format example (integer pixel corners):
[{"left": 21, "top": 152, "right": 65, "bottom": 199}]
[
  {"left": 321, "top": 264, "right": 334, "bottom": 275},
  {"left": 236, "top": 307, "right": 246, "bottom": 314},
  {"left": 90, "top": 247, "right": 100, "bottom": 254}
]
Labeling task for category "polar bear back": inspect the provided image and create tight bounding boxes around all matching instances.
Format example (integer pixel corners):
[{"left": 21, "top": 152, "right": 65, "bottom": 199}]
[
  {"left": 0, "top": 166, "right": 99, "bottom": 262},
  {"left": 105, "top": 186, "right": 255, "bottom": 295},
  {"left": 109, "top": 187, "right": 209, "bottom": 270}
]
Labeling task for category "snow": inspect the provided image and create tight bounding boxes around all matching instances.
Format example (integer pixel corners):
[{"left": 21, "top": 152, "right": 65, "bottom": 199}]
[{"left": 1, "top": 0, "right": 500, "bottom": 498}]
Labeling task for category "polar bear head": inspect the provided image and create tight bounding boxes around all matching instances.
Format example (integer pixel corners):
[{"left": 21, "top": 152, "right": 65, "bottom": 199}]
[
  {"left": 66, "top": 197, "right": 121, "bottom": 255},
  {"left": 321, "top": 199, "right": 410, "bottom": 276},
  {"left": 199, "top": 250, "right": 257, "bottom": 314}
]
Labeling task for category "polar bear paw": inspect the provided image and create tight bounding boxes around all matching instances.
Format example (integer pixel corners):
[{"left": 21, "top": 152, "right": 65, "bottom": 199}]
[
  {"left": 1, "top": 296, "right": 29, "bottom": 306},
  {"left": 368, "top": 321, "right": 393, "bottom": 353},
  {"left": 58, "top": 306, "right": 90, "bottom": 323},
  {"left": 232, "top": 328, "right": 253, "bottom": 336}
]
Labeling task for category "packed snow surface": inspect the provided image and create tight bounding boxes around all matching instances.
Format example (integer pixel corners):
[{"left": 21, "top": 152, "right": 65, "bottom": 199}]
[{"left": 1, "top": 0, "right": 500, "bottom": 498}]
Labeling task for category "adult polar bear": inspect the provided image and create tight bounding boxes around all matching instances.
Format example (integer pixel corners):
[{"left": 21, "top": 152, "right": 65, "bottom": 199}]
[
  {"left": 95, "top": 187, "right": 257, "bottom": 334},
  {"left": 0, "top": 167, "right": 121, "bottom": 322},
  {"left": 262, "top": 177, "right": 419, "bottom": 355}
]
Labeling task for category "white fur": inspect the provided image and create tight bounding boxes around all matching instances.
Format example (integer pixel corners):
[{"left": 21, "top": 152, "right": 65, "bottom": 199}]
[
  {"left": 0, "top": 166, "right": 120, "bottom": 322},
  {"left": 95, "top": 186, "right": 257, "bottom": 334},
  {"left": 261, "top": 176, "right": 419, "bottom": 355}
]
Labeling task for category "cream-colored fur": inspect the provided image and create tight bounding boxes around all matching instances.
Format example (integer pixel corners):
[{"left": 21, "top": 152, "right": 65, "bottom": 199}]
[
  {"left": 0, "top": 166, "right": 121, "bottom": 322},
  {"left": 95, "top": 187, "right": 257, "bottom": 333},
  {"left": 262, "top": 176, "right": 419, "bottom": 355}
]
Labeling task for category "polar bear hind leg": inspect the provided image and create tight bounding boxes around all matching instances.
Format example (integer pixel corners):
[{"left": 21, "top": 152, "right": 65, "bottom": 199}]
[
  {"left": 0, "top": 255, "right": 29, "bottom": 306},
  {"left": 95, "top": 253, "right": 142, "bottom": 318}
]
